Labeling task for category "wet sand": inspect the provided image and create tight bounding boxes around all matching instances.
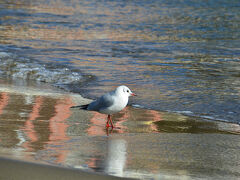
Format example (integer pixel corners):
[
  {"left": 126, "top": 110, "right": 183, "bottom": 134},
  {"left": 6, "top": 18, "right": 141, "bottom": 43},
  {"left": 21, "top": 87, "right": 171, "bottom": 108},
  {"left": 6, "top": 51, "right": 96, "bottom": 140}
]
[
  {"left": 0, "top": 81, "right": 239, "bottom": 179},
  {"left": 0, "top": 157, "right": 130, "bottom": 180}
]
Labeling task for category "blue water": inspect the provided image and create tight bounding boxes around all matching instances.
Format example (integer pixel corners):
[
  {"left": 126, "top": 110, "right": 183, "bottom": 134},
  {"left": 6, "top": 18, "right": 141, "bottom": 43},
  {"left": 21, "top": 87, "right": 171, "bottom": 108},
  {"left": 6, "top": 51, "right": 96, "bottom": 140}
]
[{"left": 0, "top": 0, "right": 240, "bottom": 123}]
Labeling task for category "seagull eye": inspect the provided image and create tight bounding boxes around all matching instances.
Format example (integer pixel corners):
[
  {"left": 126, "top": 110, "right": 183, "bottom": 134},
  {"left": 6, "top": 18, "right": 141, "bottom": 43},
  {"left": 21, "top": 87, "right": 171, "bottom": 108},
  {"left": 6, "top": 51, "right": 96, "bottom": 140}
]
[{"left": 127, "top": 90, "right": 129, "bottom": 93}]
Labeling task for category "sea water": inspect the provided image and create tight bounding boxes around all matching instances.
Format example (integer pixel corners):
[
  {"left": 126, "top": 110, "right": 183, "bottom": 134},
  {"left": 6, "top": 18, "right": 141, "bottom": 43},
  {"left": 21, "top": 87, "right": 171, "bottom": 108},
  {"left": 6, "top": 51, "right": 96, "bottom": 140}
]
[{"left": 0, "top": 0, "right": 239, "bottom": 124}]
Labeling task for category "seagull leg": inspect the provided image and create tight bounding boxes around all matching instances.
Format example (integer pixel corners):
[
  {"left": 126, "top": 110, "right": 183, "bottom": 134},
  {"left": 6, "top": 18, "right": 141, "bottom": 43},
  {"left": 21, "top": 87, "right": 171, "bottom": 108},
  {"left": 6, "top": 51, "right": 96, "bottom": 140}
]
[
  {"left": 109, "top": 115, "right": 114, "bottom": 128},
  {"left": 106, "top": 115, "right": 111, "bottom": 128}
]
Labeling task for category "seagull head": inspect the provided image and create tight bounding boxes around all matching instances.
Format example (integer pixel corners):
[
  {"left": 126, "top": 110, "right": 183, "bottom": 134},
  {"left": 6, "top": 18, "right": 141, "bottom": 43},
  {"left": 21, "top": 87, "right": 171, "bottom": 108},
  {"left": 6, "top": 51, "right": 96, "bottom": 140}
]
[{"left": 116, "top": 85, "right": 136, "bottom": 97}]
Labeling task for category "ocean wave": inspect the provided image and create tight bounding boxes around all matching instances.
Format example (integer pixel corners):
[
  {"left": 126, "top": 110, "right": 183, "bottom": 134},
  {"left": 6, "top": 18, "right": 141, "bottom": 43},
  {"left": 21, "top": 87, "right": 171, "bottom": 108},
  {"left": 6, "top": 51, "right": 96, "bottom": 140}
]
[{"left": 0, "top": 52, "right": 83, "bottom": 85}]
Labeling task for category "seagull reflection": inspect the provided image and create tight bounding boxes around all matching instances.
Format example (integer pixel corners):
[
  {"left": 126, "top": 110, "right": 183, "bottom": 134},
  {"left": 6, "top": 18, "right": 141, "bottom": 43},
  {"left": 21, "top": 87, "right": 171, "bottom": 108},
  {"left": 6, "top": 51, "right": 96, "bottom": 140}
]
[{"left": 105, "top": 139, "right": 127, "bottom": 177}]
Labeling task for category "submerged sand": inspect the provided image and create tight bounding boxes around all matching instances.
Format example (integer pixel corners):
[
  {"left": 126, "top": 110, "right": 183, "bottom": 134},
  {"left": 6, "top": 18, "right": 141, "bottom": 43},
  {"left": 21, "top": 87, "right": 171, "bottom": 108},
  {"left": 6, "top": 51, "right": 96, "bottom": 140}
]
[{"left": 0, "top": 82, "right": 239, "bottom": 179}]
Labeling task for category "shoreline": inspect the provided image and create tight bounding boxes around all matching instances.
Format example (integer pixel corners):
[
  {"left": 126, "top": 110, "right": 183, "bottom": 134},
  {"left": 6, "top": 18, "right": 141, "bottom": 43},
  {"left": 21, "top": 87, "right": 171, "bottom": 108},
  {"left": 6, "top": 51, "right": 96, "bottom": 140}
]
[
  {"left": 0, "top": 79, "right": 239, "bottom": 134},
  {"left": 0, "top": 81, "right": 239, "bottom": 179}
]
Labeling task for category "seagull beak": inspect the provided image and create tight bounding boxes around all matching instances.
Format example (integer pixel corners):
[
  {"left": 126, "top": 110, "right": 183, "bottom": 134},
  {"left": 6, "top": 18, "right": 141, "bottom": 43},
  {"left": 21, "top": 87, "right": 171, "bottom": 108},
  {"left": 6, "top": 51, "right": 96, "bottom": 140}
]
[{"left": 131, "top": 93, "right": 137, "bottom": 96}]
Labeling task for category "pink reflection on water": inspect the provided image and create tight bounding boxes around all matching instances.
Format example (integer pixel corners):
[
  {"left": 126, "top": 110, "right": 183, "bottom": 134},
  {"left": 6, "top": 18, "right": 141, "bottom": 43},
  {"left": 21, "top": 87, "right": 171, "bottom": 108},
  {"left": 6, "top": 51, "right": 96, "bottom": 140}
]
[
  {"left": 23, "top": 96, "right": 43, "bottom": 145},
  {"left": 87, "top": 112, "right": 106, "bottom": 136},
  {"left": 0, "top": 92, "right": 9, "bottom": 142},
  {"left": 114, "top": 107, "right": 129, "bottom": 133},
  {"left": 147, "top": 109, "right": 163, "bottom": 132},
  {"left": 86, "top": 106, "right": 163, "bottom": 136},
  {"left": 47, "top": 97, "right": 74, "bottom": 163},
  {"left": 0, "top": 92, "right": 9, "bottom": 115},
  {"left": 87, "top": 107, "right": 130, "bottom": 136},
  {"left": 19, "top": 95, "right": 75, "bottom": 163}
]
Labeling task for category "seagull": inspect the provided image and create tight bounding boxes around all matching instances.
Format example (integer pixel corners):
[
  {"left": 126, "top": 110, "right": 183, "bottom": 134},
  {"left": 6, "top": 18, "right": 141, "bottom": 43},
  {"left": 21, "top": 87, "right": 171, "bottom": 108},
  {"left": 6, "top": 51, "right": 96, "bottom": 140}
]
[{"left": 71, "top": 85, "right": 136, "bottom": 128}]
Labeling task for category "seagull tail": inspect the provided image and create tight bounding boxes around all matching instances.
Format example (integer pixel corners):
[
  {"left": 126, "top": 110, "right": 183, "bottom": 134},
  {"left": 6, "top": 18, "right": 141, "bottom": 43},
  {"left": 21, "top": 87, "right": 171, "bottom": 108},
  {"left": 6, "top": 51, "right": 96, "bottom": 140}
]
[{"left": 70, "top": 104, "right": 89, "bottom": 110}]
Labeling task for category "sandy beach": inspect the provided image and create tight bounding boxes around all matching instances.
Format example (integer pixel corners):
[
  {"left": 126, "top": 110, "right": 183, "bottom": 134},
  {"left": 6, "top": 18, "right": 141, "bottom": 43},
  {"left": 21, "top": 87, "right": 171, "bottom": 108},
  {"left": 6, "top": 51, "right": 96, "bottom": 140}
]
[
  {"left": 0, "top": 81, "right": 239, "bottom": 179},
  {"left": 0, "top": 157, "right": 130, "bottom": 180}
]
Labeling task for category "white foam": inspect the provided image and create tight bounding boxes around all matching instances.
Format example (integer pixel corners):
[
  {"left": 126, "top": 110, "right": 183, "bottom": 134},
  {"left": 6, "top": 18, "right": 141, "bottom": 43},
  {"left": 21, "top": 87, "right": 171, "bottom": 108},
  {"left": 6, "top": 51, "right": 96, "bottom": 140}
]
[
  {"left": 0, "top": 52, "right": 82, "bottom": 84},
  {"left": 174, "top": 110, "right": 194, "bottom": 115},
  {"left": 132, "top": 104, "right": 144, "bottom": 108},
  {"left": 0, "top": 52, "right": 11, "bottom": 58}
]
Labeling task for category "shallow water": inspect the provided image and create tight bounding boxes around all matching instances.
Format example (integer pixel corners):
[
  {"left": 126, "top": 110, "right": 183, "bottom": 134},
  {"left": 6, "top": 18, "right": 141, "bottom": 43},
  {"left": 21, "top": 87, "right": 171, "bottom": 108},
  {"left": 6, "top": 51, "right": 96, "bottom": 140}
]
[
  {"left": 0, "top": 83, "right": 239, "bottom": 179},
  {"left": 0, "top": 0, "right": 240, "bottom": 124}
]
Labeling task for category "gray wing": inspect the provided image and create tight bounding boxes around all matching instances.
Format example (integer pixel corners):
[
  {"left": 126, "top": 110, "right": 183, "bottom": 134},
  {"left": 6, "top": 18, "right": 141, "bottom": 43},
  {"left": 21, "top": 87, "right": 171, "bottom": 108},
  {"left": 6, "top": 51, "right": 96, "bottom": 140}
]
[{"left": 87, "top": 92, "right": 114, "bottom": 111}]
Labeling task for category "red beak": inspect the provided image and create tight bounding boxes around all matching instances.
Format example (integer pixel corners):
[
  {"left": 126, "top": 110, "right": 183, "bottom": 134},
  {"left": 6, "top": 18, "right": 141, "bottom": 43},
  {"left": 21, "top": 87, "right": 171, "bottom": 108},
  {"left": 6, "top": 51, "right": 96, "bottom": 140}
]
[{"left": 131, "top": 93, "right": 137, "bottom": 96}]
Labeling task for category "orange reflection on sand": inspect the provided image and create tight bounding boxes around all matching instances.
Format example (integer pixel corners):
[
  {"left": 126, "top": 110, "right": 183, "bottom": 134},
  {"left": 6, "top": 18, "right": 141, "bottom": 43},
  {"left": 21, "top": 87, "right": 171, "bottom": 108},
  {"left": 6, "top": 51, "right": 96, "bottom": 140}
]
[
  {"left": 147, "top": 110, "right": 163, "bottom": 132},
  {"left": 49, "top": 97, "right": 73, "bottom": 141},
  {"left": 48, "top": 97, "right": 74, "bottom": 163},
  {"left": 0, "top": 92, "right": 9, "bottom": 115},
  {"left": 20, "top": 95, "right": 75, "bottom": 163},
  {"left": 24, "top": 96, "right": 43, "bottom": 144},
  {"left": 87, "top": 112, "right": 106, "bottom": 136},
  {"left": 0, "top": 92, "right": 9, "bottom": 142},
  {"left": 114, "top": 107, "right": 129, "bottom": 133},
  {"left": 87, "top": 107, "right": 130, "bottom": 136}
]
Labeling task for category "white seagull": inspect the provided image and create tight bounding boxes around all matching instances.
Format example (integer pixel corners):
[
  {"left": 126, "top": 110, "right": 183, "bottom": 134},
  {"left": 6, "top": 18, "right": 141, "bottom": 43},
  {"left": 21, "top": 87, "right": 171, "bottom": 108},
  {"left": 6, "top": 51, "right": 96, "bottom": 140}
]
[{"left": 71, "top": 85, "right": 136, "bottom": 128}]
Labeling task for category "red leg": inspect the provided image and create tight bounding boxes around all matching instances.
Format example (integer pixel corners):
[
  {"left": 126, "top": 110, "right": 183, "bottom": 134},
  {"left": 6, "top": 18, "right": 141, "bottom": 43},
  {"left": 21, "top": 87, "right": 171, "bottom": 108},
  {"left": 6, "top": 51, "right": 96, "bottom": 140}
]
[
  {"left": 109, "top": 115, "right": 114, "bottom": 128},
  {"left": 106, "top": 115, "right": 114, "bottom": 128},
  {"left": 106, "top": 115, "right": 111, "bottom": 128}
]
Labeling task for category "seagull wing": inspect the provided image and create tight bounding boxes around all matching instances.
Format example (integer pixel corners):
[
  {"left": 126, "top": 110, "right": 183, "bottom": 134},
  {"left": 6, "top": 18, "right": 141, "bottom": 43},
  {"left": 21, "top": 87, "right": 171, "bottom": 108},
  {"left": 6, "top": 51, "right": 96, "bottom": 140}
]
[{"left": 87, "top": 92, "right": 115, "bottom": 111}]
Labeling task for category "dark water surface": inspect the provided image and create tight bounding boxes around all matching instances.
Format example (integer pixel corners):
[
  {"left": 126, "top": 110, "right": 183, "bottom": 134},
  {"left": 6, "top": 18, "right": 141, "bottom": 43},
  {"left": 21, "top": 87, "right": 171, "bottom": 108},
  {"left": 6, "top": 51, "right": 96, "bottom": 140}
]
[{"left": 0, "top": 0, "right": 240, "bottom": 124}]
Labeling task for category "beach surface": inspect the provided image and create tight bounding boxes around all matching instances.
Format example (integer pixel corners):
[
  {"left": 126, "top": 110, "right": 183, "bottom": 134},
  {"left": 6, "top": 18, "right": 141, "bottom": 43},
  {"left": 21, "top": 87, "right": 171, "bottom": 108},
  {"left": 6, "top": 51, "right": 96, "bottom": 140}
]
[
  {"left": 0, "top": 81, "right": 239, "bottom": 179},
  {"left": 0, "top": 0, "right": 240, "bottom": 179},
  {"left": 0, "top": 157, "right": 130, "bottom": 180}
]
